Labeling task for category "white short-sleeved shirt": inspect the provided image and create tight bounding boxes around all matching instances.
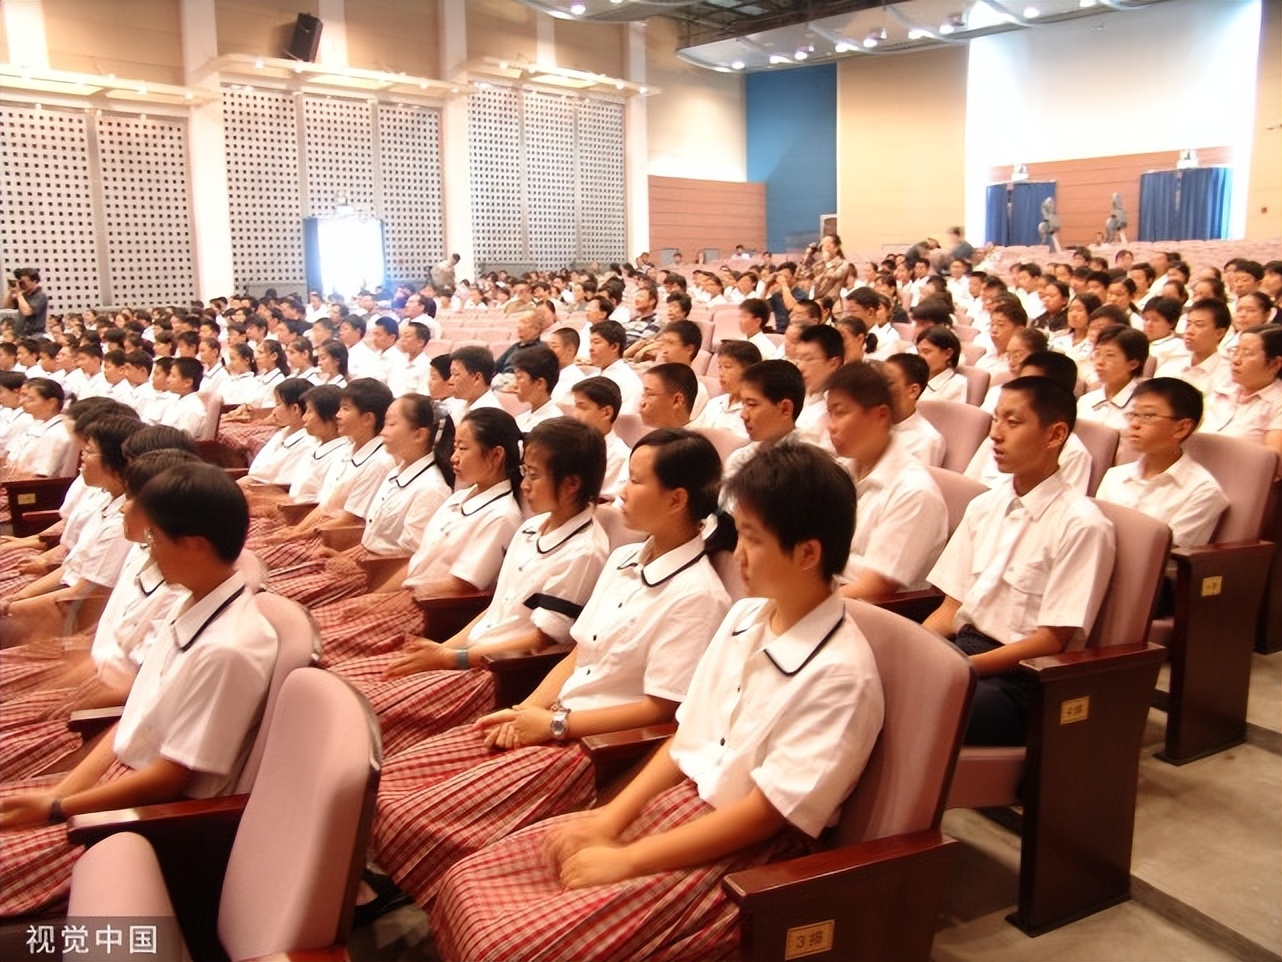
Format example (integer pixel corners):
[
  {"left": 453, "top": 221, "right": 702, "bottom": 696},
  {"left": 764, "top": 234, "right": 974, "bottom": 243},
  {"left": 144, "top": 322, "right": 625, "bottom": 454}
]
[
  {"left": 335, "top": 438, "right": 396, "bottom": 519},
  {"left": 0, "top": 408, "right": 33, "bottom": 452},
  {"left": 747, "top": 331, "right": 776, "bottom": 358},
  {"left": 10, "top": 414, "right": 71, "bottom": 477},
  {"left": 219, "top": 372, "right": 262, "bottom": 407},
  {"left": 556, "top": 535, "right": 731, "bottom": 711},
  {"left": 59, "top": 477, "right": 107, "bottom": 548},
  {"left": 159, "top": 392, "right": 207, "bottom": 437},
  {"left": 1146, "top": 334, "right": 1188, "bottom": 368},
  {"left": 360, "top": 454, "right": 452, "bottom": 556},
  {"left": 965, "top": 432, "right": 1093, "bottom": 495},
  {"left": 402, "top": 481, "right": 524, "bottom": 594},
  {"left": 467, "top": 507, "right": 610, "bottom": 646},
  {"left": 388, "top": 353, "right": 429, "bottom": 398},
  {"left": 114, "top": 573, "right": 278, "bottom": 798},
  {"left": 1155, "top": 352, "right": 1232, "bottom": 398},
  {"left": 202, "top": 363, "right": 229, "bottom": 393},
  {"left": 601, "top": 430, "right": 632, "bottom": 499},
  {"left": 601, "top": 359, "right": 643, "bottom": 415},
  {"left": 90, "top": 544, "right": 184, "bottom": 691},
  {"left": 670, "top": 594, "right": 884, "bottom": 838},
  {"left": 843, "top": 437, "right": 949, "bottom": 590},
  {"left": 346, "top": 341, "right": 381, "bottom": 381},
  {"left": 1095, "top": 454, "right": 1228, "bottom": 548},
  {"left": 926, "top": 368, "right": 968, "bottom": 405},
  {"left": 1199, "top": 380, "right": 1282, "bottom": 444},
  {"left": 452, "top": 389, "right": 505, "bottom": 426},
  {"left": 867, "top": 323, "right": 901, "bottom": 361},
  {"left": 1077, "top": 378, "right": 1139, "bottom": 433},
  {"left": 928, "top": 471, "right": 1116, "bottom": 646},
  {"left": 691, "top": 393, "right": 748, "bottom": 438},
  {"left": 515, "top": 400, "right": 560, "bottom": 434},
  {"left": 893, "top": 410, "right": 946, "bottom": 467},
  {"left": 247, "top": 427, "right": 317, "bottom": 485},
  {"left": 289, "top": 436, "right": 350, "bottom": 502},
  {"left": 723, "top": 429, "right": 804, "bottom": 483},
  {"left": 256, "top": 368, "right": 286, "bottom": 406},
  {"left": 795, "top": 393, "right": 834, "bottom": 451},
  {"left": 62, "top": 492, "right": 132, "bottom": 588},
  {"left": 549, "top": 365, "right": 586, "bottom": 407}
]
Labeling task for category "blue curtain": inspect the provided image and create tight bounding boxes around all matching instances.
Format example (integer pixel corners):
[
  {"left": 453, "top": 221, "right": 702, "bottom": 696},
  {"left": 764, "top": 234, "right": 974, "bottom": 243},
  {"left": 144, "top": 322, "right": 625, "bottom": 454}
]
[
  {"left": 1178, "top": 167, "right": 1232, "bottom": 241},
  {"left": 1009, "top": 182, "right": 1057, "bottom": 247},
  {"left": 1139, "top": 171, "right": 1178, "bottom": 241},
  {"left": 985, "top": 184, "right": 1010, "bottom": 247}
]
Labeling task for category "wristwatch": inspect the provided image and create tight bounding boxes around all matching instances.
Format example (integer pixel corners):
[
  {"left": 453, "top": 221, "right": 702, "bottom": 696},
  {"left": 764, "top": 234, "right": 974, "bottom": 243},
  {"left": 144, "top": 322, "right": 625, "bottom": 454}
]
[
  {"left": 48, "top": 798, "right": 66, "bottom": 824},
  {"left": 550, "top": 707, "right": 570, "bottom": 741}
]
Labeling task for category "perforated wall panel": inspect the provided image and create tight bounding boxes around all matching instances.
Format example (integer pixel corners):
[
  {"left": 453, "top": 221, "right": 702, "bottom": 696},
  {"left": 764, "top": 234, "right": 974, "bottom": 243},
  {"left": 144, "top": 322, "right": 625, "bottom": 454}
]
[
  {"left": 0, "top": 104, "right": 101, "bottom": 310},
  {"left": 468, "top": 86, "right": 525, "bottom": 265},
  {"left": 378, "top": 105, "right": 445, "bottom": 283},
  {"left": 576, "top": 98, "right": 626, "bottom": 265},
  {"left": 97, "top": 114, "right": 195, "bottom": 305},
  {"left": 222, "top": 88, "right": 304, "bottom": 290},
  {"left": 303, "top": 96, "right": 375, "bottom": 216},
  {"left": 523, "top": 92, "right": 577, "bottom": 268}
]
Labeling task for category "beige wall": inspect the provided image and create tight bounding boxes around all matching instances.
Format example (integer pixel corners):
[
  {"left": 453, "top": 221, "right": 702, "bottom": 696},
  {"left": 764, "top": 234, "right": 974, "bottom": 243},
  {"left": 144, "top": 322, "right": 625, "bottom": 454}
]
[
  {"left": 345, "top": 0, "right": 439, "bottom": 78},
  {"left": 1246, "top": 0, "right": 1281, "bottom": 239},
  {"left": 553, "top": 16, "right": 623, "bottom": 76},
  {"left": 214, "top": 0, "right": 319, "bottom": 60},
  {"left": 836, "top": 46, "right": 967, "bottom": 253},
  {"left": 643, "top": 16, "right": 745, "bottom": 182},
  {"left": 45, "top": 0, "right": 184, "bottom": 85},
  {"left": 464, "top": 0, "right": 536, "bottom": 65}
]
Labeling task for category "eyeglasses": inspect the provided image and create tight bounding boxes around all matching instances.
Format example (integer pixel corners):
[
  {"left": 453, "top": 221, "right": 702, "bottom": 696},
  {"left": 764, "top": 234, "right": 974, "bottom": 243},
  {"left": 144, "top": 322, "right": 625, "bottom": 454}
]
[
  {"left": 518, "top": 464, "right": 542, "bottom": 481},
  {"left": 1124, "top": 412, "right": 1179, "bottom": 424}
]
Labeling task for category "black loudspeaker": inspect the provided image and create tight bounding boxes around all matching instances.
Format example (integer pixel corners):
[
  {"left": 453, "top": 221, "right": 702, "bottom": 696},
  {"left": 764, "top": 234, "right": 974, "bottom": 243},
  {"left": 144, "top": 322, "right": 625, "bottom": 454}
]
[{"left": 287, "top": 13, "right": 323, "bottom": 62}]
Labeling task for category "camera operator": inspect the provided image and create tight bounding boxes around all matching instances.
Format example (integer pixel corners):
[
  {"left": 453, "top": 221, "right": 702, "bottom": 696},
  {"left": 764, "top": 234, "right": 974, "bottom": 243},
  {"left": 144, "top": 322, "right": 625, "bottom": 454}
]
[{"left": 5, "top": 268, "right": 49, "bottom": 336}]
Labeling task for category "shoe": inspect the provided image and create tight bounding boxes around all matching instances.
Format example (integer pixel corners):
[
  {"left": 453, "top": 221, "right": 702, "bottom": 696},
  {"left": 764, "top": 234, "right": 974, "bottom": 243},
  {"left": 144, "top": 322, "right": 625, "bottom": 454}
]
[{"left": 351, "top": 869, "right": 414, "bottom": 928}]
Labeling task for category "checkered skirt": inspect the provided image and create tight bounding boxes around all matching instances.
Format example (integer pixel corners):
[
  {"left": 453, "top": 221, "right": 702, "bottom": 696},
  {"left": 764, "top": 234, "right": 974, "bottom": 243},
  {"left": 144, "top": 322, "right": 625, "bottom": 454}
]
[
  {"left": 430, "top": 778, "right": 813, "bottom": 962},
  {"left": 266, "top": 547, "right": 372, "bottom": 609},
  {"left": 314, "top": 589, "right": 425, "bottom": 669},
  {"left": 0, "top": 545, "right": 42, "bottom": 597}
]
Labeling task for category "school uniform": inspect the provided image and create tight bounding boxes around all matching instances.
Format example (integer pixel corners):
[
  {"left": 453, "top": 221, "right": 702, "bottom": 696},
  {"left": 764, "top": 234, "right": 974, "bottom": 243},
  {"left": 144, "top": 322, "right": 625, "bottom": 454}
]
[
  {"left": 158, "top": 391, "right": 207, "bottom": 437},
  {"left": 723, "top": 429, "right": 804, "bottom": 482},
  {"left": 690, "top": 392, "right": 748, "bottom": 439},
  {"left": 794, "top": 392, "right": 833, "bottom": 451},
  {"left": 430, "top": 593, "right": 882, "bottom": 962},
  {"left": 1199, "top": 380, "right": 1282, "bottom": 444},
  {"left": 601, "top": 359, "right": 643, "bottom": 415},
  {"left": 747, "top": 331, "right": 776, "bottom": 357},
  {"left": 7, "top": 414, "right": 71, "bottom": 477},
  {"left": 372, "top": 534, "right": 730, "bottom": 906},
  {"left": 1077, "top": 378, "right": 1140, "bottom": 433},
  {"left": 287, "top": 436, "right": 349, "bottom": 503},
  {"left": 1096, "top": 455, "right": 1228, "bottom": 548},
  {"left": 60, "top": 492, "right": 131, "bottom": 589},
  {"left": 388, "top": 354, "right": 429, "bottom": 397},
  {"left": 255, "top": 367, "right": 286, "bottom": 406},
  {"left": 867, "top": 322, "right": 901, "bottom": 361},
  {"left": 203, "top": 362, "right": 230, "bottom": 393},
  {"left": 1146, "top": 334, "right": 1188, "bottom": 368},
  {"left": 1154, "top": 352, "right": 1232, "bottom": 398},
  {"left": 549, "top": 365, "right": 586, "bottom": 407},
  {"left": 0, "top": 407, "right": 32, "bottom": 453},
  {"left": 515, "top": 399, "right": 560, "bottom": 434},
  {"left": 246, "top": 427, "right": 317, "bottom": 485},
  {"left": 0, "top": 572, "right": 277, "bottom": 918},
  {"left": 926, "top": 368, "right": 968, "bottom": 404},
  {"left": 602, "top": 430, "right": 632, "bottom": 499},
  {"left": 844, "top": 437, "right": 949, "bottom": 590},
  {"left": 893, "top": 410, "right": 946, "bottom": 467},
  {"left": 346, "top": 340, "right": 380, "bottom": 381},
  {"left": 928, "top": 471, "right": 1115, "bottom": 745},
  {"left": 452, "top": 390, "right": 505, "bottom": 426},
  {"left": 219, "top": 371, "right": 262, "bottom": 407},
  {"left": 965, "top": 432, "right": 1093, "bottom": 495}
]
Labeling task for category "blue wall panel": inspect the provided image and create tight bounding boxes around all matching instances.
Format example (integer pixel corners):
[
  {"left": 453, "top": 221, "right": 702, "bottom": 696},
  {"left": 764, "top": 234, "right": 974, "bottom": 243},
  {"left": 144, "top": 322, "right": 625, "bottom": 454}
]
[{"left": 746, "top": 64, "right": 837, "bottom": 253}]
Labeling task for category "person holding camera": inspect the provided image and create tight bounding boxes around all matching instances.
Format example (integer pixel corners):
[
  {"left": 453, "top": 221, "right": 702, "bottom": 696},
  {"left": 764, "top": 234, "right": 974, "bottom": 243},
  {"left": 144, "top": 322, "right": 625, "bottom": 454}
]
[{"left": 5, "top": 269, "right": 48, "bottom": 337}]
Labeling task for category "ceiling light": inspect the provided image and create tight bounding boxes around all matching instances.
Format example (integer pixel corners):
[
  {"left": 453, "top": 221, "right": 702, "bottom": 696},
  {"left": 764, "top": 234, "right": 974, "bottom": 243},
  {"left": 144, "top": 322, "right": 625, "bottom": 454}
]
[
  {"left": 938, "top": 22, "right": 954, "bottom": 34},
  {"left": 569, "top": 2, "right": 586, "bottom": 14},
  {"left": 907, "top": 28, "right": 926, "bottom": 40},
  {"left": 862, "top": 36, "right": 877, "bottom": 48},
  {"left": 768, "top": 54, "right": 790, "bottom": 65},
  {"left": 1080, "top": 0, "right": 1097, "bottom": 6},
  {"left": 794, "top": 49, "right": 808, "bottom": 60},
  {"left": 731, "top": 60, "right": 745, "bottom": 69},
  {"left": 1024, "top": 7, "right": 1040, "bottom": 18},
  {"left": 833, "top": 42, "right": 851, "bottom": 53}
]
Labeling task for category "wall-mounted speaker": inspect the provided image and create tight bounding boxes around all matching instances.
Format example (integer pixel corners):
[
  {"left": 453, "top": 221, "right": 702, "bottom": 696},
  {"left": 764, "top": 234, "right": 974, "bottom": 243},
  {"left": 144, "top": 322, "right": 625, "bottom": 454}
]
[{"left": 287, "top": 13, "right": 323, "bottom": 63}]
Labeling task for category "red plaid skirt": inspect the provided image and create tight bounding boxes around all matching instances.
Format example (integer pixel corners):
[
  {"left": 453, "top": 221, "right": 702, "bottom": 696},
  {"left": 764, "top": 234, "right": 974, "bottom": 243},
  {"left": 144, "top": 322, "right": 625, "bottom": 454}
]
[
  {"left": 266, "top": 548, "right": 372, "bottom": 609},
  {"left": 247, "top": 530, "right": 322, "bottom": 571},
  {"left": 0, "top": 760, "right": 133, "bottom": 917},
  {"left": 217, "top": 420, "right": 278, "bottom": 462},
  {"left": 314, "top": 589, "right": 425, "bottom": 669},
  {"left": 0, "top": 671, "right": 112, "bottom": 781},
  {"left": 431, "top": 778, "right": 814, "bottom": 962},
  {"left": 331, "top": 665, "right": 494, "bottom": 757},
  {"left": 373, "top": 732, "right": 595, "bottom": 904},
  {"left": 0, "top": 545, "right": 42, "bottom": 597}
]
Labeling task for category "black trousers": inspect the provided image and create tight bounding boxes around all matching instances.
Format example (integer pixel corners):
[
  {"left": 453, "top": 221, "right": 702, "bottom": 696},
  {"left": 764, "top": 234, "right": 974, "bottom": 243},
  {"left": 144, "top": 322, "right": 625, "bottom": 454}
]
[{"left": 952, "top": 625, "right": 1033, "bottom": 747}]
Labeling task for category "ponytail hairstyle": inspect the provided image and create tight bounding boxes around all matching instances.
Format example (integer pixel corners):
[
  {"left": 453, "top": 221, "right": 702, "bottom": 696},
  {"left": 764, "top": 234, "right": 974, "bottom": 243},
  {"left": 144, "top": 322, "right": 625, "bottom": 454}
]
[
  {"left": 397, "top": 392, "right": 456, "bottom": 488},
  {"left": 259, "top": 340, "right": 290, "bottom": 376},
  {"left": 460, "top": 407, "right": 523, "bottom": 506},
  {"left": 230, "top": 342, "right": 257, "bottom": 374}
]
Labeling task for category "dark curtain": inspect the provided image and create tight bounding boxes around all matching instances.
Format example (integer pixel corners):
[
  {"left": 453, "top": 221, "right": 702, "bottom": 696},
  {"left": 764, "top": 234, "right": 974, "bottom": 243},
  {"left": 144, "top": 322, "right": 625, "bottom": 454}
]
[
  {"left": 1139, "top": 171, "right": 1178, "bottom": 241},
  {"left": 985, "top": 184, "right": 1010, "bottom": 247},
  {"left": 1009, "top": 182, "right": 1057, "bottom": 247},
  {"left": 1178, "top": 167, "right": 1232, "bottom": 240}
]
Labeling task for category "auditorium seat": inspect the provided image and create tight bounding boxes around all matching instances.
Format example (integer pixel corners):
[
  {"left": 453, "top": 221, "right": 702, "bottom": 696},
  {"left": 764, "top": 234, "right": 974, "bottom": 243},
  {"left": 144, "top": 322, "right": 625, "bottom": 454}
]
[
  {"left": 68, "top": 668, "right": 380, "bottom": 962},
  {"left": 925, "top": 467, "right": 987, "bottom": 536},
  {"left": 917, "top": 400, "right": 992, "bottom": 473},
  {"left": 612, "top": 413, "right": 647, "bottom": 446},
  {"left": 1072, "top": 420, "right": 1120, "bottom": 496},
  {"left": 692, "top": 425, "right": 748, "bottom": 461},
  {"left": 955, "top": 366, "right": 991, "bottom": 406}
]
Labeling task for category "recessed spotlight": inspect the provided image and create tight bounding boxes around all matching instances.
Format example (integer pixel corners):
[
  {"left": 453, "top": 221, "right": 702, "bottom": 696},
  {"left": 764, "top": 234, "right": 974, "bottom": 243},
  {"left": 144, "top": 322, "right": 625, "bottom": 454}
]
[
  {"left": 639, "top": 86, "right": 648, "bottom": 94},
  {"left": 1079, "top": 0, "right": 1096, "bottom": 6},
  {"left": 939, "top": 22, "right": 954, "bottom": 34},
  {"left": 907, "top": 28, "right": 926, "bottom": 40},
  {"left": 731, "top": 60, "right": 745, "bottom": 69},
  {"left": 862, "top": 37, "right": 877, "bottom": 48},
  {"left": 794, "top": 49, "right": 809, "bottom": 60},
  {"left": 1024, "top": 6, "right": 1040, "bottom": 17},
  {"left": 254, "top": 57, "right": 264, "bottom": 68},
  {"left": 569, "top": 2, "right": 586, "bottom": 14},
  {"left": 834, "top": 42, "right": 851, "bottom": 53}
]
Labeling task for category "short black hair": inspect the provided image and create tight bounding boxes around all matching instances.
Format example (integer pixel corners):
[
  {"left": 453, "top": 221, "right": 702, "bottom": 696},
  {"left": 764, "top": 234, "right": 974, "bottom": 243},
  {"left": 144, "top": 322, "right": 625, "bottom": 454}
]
[
  {"left": 25, "top": 377, "right": 64, "bottom": 408},
  {"left": 909, "top": 298, "right": 953, "bottom": 327},
  {"left": 571, "top": 375, "right": 622, "bottom": 424},
  {"left": 0, "top": 370, "right": 25, "bottom": 391},
  {"left": 724, "top": 441, "right": 855, "bottom": 580},
  {"left": 990, "top": 299, "right": 1029, "bottom": 327},
  {"left": 122, "top": 425, "right": 200, "bottom": 460},
  {"left": 661, "top": 320, "right": 703, "bottom": 358},
  {"left": 915, "top": 325, "right": 961, "bottom": 368},
  {"left": 1143, "top": 296, "right": 1183, "bottom": 327},
  {"left": 1000, "top": 375, "right": 1078, "bottom": 435},
  {"left": 123, "top": 449, "right": 201, "bottom": 497},
  {"left": 646, "top": 362, "right": 699, "bottom": 416},
  {"left": 740, "top": 360, "right": 805, "bottom": 418},
  {"left": 632, "top": 428, "right": 722, "bottom": 521},
  {"left": 274, "top": 377, "right": 313, "bottom": 410},
  {"left": 137, "top": 462, "right": 250, "bottom": 562},
  {"left": 740, "top": 298, "right": 771, "bottom": 327},
  {"left": 589, "top": 320, "right": 627, "bottom": 357},
  {"left": 1095, "top": 325, "right": 1149, "bottom": 374},
  {"left": 828, "top": 361, "right": 894, "bottom": 409},
  {"left": 339, "top": 315, "right": 367, "bottom": 337},
  {"left": 511, "top": 344, "right": 560, "bottom": 393},
  {"left": 451, "top": 345, "right": 496, "bottom": 383},
  {"left": 1133, "top": 377, "right": 1204, "bottom": 426},
  {"left": 302, "top": 384, "right": 343, "bottom": 422},
  {"left": 797, "top": 324, "right": 844, "bottom": 362},
  {"left": 551, "top": 326, "right": 580, "bottom": 353},
  {"left": 1018, "top": 351, "right": 1079, "bottom": 393},
  {"left": 172, "top": 356, "right": 204, "bottom": 391},
  {"left": 885, "top": 353, "right": 930, "bottom": 393},
  {"left": 83, "top": 414, "right": 145, "bottom": 476},
  {"left": 340, "top": 378, "right": 394, "bottom": 432},
  {"left": 525, "top": 417, "right": 606, "bottom": 508},
  {"left": 717, "top": 339, "right": 763, "bottom": 368},
  {"left": 1187, "top": 297, "right": 1232, "bottom": 331}
]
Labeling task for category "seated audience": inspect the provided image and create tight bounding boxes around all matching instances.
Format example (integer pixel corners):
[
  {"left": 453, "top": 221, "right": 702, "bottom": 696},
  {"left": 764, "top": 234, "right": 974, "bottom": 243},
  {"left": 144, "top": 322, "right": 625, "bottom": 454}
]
[
  {"left": 570, "top": 376, "right": 630, "bottom": 499},
  {"left": 691, "top": 339, "right": 761, "bottom": 438},
  {"left": 1156, "top": 297, "right": 1232, "bottom": 396},
  {"left": 724, "top": 360, "right": 806, "bottom": 480},
  {"left": 1077, "top": 324, "right": 1148, "bottom": 431},
  {"left": 882, "top": 353, "right": 947, "bottom": 466},
  {"left": 1199, "top": 324, "right": 1282, "bottom": 467},
  {"left": 916, "top": 325, "right": 967, "bottom": 403}
]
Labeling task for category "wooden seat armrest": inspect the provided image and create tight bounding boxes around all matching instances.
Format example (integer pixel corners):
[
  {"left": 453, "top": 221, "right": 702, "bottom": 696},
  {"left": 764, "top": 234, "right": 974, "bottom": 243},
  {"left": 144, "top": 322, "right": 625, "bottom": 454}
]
[
  {"left": 319, "top": 524, "right": 365, "bottom": 551},
  {"left": 224, "top": 467, "right": 249, "bottom": 481},
  {"left": 724, "top": 831, "right": 959, "bottom": 962},
  {"left": 416, "top": 591, "right": 493, "bottom": 641},
  {"left": 37, "top": 527, "right": 62, "bottom": 550},
  {"left": 67, "top": 794, "right": 248, "bottom": 848},
  {"left": 581, "top": 722, "right": 678, "bottom": 768},
  {"left": 278, "top": 501, "right": 318, "bottom": 525},
  {"left": 481, "top": 642, "right": 572, "bottom": 706},
  {"left": 1019, "top": 643, "right": 1167, "bottom": 682},
  {"left": 357, "top": 555, "right": 407, "bottom": 587},
  {"left": 868, "top": 588, "right": 943, "bottom": 624},
  {"left": 67, "top": 706, "right": 124, "bottom": 737},
  {"left": 3, "top": 476, "right": 75, "bottom": 498}
]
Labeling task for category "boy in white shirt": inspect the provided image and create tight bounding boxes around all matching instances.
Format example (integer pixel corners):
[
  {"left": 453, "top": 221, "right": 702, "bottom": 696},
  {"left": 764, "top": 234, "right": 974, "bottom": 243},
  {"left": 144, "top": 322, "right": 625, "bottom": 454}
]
[
  {"left": 723, "top": 360, "right": 806, "bottom": 481},
  {"left": 158, "top": 357, "right": 208, "bottom": 438},
  {"left": 1156, "top": 298, "right": 1232, "bottom": 397},
  {"left": 792, "top": 325, "right": 843, "bottom": 450},
  {"left": 882, "top": 353, "right": 946, "bottom": 467},
  {"left": 511, "top": 345, "right": 562, "bottom": 433},
  {"left": 691, "top": 340, "right": 761, "bottom": 439},
  {"left": 927, "top": 376, "right": 1116, "bottom": 745},
  {"left": 1141, "top": 297, "right": 1189, "bottom": 369},
  {"left": 588, "top": 320, "right": 642, "bottom": 416},
  {"left": 570, "top": 377, "right": 629, "bottom": 499}
]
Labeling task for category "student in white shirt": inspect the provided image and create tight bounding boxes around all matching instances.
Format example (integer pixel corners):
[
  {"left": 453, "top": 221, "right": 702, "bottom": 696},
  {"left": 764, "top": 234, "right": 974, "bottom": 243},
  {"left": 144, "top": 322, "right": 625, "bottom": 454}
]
[
  {"left": 274, "top": 384, "right": 348, "bottom": 505},
  {"left": 1050, "top": 293, "right": 1099, "bottom": 388},
  {"left": 1096, "top": 379, "right": 1228, "bottom": 548},
  {"left": 882, "top": 353, "right": 947, "bottom": 467},
  {"left": 1077, "top": 324, "right": 1147, "bottom": 432},
  {"left": 848, "top": 288, "right": 900, "bottom": 361},
  {"left": 510, "top": 345, "right": 562, "bottom": 434},
  {"left": 340, "top": 316, "right": 380, "bottom": 381},
  {"left": 639, "top": 363, "right": 697, "bottom": 431},
  {"left": 0, "top": 463, "right": 278, "bottom": 917},
  {"left": 1141, "top": 296, "right": 1189, "bottom": 370},
  {"left": 691, "top": 340, "right": 761, "bottom": 439},
  {"left": 217, "top": 343, "right": 263, "bottom": 407},
  {"left": 157, "top": 357, "right": 209, "bottom": 438},
  {"left": 570, "top": 377, "right": 630, "bottom": 499},
  {"left": 449, "top": 345, "right": 505, "bottom": 424},
  {"left": 926, "top": 377, "right": 1116, "bottom": 746},
  {"left": 241, "top": 378, "right": 318, "bottom": 488},
  {"left": 826, "top": 362, "right": 949, "bottom": 599},
  {"left": 285, "top": 339, "right": 317, "bottom": 384},
  {"left": 723, "top": 360, "right": 806, "bottom": 482},
  {"left": 388, "top": 322, "right": 431, "bottom": 397},
  {"left": 0, "top": 370, "right": 33, "bottom": 455},
  {"left": 1157, "top": 298, "right": 1232, "bottom": 397},
  {"left": 792, "top": 326, "right": 844, "bottom": 450},
  {"left": 547, "top": 328, "right": 586, "bottom": 407},
  {"left": 315, "top": 339, "right": 350, "bottom": 388},
  {"left": 735, "top": 298, "right": 779, "bottom": 358},
  {"left": 198, "top": 337, "right": 229, "bottom": 394},
  {"left": 369, "top": 316, "right": 405, "bottom": 386},
  {"left": 1199, "top": 324, "right": 1282, "bottom": 469},
  {"left": 5, "top": 377, "right": 72, "bottom": 478},
  {"left": 587, "top": 320, "right": 643, "bottom": 417},
  {"left": 916, "top": 325, "right": 968, "bottom": 405},
  {"left": 650, "top": 320, "right": 712, "bottom": 420},
  {"left": 428, "top": 442, "right": 880, "bottom": 962}
]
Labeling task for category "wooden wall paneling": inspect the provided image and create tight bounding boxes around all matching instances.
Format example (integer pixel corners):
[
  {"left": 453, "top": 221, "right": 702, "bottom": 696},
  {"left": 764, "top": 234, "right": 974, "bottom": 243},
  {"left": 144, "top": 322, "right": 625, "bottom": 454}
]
[{"left": 648, "top": 176, "right": 766, "bottom": 256}]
